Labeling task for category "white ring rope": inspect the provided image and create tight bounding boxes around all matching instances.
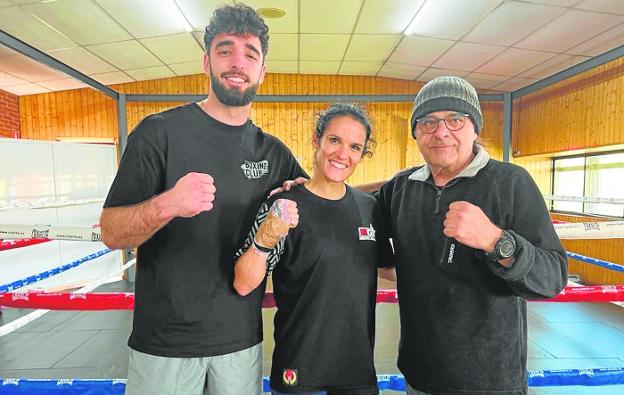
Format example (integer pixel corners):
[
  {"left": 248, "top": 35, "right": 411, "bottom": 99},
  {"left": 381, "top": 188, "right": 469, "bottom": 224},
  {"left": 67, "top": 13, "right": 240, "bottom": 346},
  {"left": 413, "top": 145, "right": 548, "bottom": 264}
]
[
  {"left": 554, "top": 221, "right": 624, "bottom": 240},
  {"left": 0, "top": 258, "right": 135, "bottom": 337},
  {"left": 0, "top": 198, "right": 105, "bottom": 211},
  {"left": 544, "top": 195, "right": 624, "bottom": 205},
  {"left": 0, "top": 224, "right": 101, "bottom": 242}
]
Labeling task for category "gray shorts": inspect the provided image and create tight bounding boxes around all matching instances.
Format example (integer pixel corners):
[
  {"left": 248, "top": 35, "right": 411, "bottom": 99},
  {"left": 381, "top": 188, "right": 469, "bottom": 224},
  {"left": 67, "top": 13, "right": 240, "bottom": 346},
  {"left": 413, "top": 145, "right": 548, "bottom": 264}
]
[{"left": 125, "top": 343, "right": 263, "bottom": 395}]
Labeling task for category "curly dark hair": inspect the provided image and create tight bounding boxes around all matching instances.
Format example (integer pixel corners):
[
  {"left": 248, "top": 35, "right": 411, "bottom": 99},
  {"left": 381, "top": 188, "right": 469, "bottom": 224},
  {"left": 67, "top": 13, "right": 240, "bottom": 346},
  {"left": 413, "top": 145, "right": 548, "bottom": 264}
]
[
  {"left": 204, "top": 3, "right": 269, "bottom": 59},
  {"left": 315, "top": 103, "right": 376, "bottom": 158}
]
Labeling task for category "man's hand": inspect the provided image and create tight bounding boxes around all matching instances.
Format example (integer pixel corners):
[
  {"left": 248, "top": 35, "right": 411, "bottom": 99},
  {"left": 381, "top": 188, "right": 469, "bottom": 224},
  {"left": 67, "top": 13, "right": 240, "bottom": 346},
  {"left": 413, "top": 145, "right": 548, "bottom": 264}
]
[
  {"left": 269, "top": 177, "right": 307, "bottom": 197},
  {"left": 255, "top": 199, "right": 298, "bottom": 249},
  {"left": 160, "top": 172, "right": 216, "bottom": 218},
  {"left": 443, "top": 201, "right": 502, "bottom": 253}
]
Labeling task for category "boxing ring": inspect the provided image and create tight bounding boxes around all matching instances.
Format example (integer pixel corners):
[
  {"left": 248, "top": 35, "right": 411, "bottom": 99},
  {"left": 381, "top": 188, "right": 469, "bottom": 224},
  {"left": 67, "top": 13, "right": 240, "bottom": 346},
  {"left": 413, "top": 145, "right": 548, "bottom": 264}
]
[{"left": 1, "top": 203, "right": 624, "bottom": 393}]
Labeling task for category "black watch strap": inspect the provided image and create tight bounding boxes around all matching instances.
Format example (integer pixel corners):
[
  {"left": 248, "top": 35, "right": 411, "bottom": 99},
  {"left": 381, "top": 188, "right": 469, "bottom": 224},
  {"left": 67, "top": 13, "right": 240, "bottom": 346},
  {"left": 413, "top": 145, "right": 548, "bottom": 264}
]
[{"left": 485, "top": 230, "right": 516, "bottom": 261}]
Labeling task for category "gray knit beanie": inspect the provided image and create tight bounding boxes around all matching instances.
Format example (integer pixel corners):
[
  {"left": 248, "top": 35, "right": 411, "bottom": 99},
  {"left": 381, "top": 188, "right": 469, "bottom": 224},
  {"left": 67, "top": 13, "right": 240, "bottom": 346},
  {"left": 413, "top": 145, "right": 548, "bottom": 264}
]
[{"left": 410, "top": 76, "right": 482, "bottom": 136}]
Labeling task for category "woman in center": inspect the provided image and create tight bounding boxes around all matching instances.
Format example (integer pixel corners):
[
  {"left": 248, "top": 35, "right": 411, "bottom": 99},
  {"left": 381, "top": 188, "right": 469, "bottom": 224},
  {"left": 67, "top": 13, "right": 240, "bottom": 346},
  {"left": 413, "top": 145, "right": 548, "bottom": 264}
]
[{"left": 234, "top": 103, "right": 394, "bottom": 395}]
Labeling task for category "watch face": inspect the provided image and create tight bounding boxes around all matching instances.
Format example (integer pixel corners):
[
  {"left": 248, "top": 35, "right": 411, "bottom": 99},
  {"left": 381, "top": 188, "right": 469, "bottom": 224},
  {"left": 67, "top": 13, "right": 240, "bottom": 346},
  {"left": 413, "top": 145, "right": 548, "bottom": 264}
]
[{"left": 499, "top": 239, "right": 515, "bottom": 257}]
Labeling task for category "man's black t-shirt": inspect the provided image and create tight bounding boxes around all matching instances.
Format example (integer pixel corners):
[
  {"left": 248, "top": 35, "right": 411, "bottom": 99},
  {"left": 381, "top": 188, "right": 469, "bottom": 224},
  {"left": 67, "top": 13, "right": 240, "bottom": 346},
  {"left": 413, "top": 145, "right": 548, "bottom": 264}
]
[
  {"left": 104, "top": 103, "right": 305, "bottom": 357},
  {"left": 237, "top": 185, "right": 394, "bottom": 394}
]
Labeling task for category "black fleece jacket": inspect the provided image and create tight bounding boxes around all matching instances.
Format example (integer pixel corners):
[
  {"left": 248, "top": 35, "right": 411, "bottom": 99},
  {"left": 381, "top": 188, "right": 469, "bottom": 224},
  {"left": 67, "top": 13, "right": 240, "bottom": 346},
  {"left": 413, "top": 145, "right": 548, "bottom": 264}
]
[{"left": 378, "top": 156, "right": 567, "bottom": 395}]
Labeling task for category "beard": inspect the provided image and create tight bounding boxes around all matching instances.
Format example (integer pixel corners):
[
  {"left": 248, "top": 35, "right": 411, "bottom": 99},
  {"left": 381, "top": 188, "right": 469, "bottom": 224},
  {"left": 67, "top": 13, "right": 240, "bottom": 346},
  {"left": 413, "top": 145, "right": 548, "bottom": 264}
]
[{"left": 209, "top": 69, "right": 260, "bottom": 107}]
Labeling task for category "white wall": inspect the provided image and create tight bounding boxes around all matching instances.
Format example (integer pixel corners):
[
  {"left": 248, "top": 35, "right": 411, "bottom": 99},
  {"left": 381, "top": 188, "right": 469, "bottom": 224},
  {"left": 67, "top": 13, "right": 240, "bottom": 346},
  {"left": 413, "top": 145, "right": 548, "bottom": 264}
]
[{"left": 0, "top": 139, "right": 122, "bottom": 291}]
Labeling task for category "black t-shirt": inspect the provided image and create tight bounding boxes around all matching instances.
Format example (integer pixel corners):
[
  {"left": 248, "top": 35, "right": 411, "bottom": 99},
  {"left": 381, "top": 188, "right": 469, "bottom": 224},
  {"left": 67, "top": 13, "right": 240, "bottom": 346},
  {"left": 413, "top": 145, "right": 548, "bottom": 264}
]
[
  {"left": 104, "top": 103, "right": 305, "bottom": 357},
  {"left": 236, "top": 185, "right": 395, "bottom": 394}
]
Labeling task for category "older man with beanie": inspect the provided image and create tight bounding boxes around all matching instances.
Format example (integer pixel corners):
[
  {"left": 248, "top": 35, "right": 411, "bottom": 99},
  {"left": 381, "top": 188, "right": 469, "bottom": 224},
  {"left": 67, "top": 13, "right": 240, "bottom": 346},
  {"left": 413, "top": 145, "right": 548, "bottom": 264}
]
[{"left": 377, "top": 76, "right": 567, "bottom": 395}]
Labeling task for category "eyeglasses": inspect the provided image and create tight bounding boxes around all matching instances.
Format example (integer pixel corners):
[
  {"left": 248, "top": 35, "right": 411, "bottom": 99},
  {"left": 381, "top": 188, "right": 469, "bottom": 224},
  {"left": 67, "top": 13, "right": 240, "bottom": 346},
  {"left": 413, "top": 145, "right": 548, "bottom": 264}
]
[{"left": 415, "top": 113, "right": 471, "bottom": 135}]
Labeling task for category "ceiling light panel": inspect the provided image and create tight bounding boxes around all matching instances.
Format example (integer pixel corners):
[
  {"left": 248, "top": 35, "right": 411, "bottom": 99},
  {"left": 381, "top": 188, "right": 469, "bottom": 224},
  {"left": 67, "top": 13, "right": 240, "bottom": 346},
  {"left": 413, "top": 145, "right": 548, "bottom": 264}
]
[
  {"left": 408, "top": 0, "right": 502, "bottom": 40},
  {"left": 300, "top": 0, "right": 362, "bottom": 33},
  {"left": 464, "top": 1, "right": 566, "bottom": 46},
  {"left": 355, "top": 0, "right": 425, "bottom": 34}
]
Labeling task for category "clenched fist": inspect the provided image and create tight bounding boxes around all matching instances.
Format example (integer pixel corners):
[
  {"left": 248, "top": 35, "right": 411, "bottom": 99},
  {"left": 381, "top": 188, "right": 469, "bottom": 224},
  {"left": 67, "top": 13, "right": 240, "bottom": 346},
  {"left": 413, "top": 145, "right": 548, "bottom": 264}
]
[
  {"left": 165, "top": 172, "right": 216, "bottom": 218},
  {"left": 255, "top": 199, "right": 299, "bottom": 249},
  {"left": 443, "top": 201, "right": 502, "bottom": 253}
]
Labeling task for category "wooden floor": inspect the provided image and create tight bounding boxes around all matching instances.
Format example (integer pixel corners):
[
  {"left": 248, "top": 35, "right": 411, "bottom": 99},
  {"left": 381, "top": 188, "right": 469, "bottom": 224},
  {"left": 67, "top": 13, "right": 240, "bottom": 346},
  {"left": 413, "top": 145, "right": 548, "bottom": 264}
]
[{"left": 1, "top": 279, "right": 624, "bottom": 394}]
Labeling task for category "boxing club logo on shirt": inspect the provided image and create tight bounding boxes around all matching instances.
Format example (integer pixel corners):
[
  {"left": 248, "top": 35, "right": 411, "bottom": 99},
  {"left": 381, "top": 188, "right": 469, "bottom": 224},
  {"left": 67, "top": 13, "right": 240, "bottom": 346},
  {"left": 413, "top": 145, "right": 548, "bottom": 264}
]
[
  {"left": 282, "top": 369, "right": 298, "bottom": 386},
  {"left": 240, "top": 160, "right": 269, "bottom": 179},
  {"left": 358, "top": 224, "right": 376, "bottom": 241}
]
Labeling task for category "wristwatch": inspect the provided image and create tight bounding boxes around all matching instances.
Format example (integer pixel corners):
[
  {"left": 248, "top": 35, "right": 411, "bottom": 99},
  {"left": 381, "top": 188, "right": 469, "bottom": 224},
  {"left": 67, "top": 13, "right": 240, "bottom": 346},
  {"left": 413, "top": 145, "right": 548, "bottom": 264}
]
[{"left": 485, "top": 230, "right": 516, "bottom": 261}]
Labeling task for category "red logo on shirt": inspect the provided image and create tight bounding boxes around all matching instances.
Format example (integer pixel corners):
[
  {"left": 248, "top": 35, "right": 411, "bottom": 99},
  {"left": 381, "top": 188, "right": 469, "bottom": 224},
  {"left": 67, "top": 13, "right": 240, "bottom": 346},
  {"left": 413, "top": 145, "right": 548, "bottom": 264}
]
[
  {"left": 282, "top": 369, "right": 298, "bottom": 386},
  {"left": 358, "top": 224, "right": 376, "bottom": 241}
]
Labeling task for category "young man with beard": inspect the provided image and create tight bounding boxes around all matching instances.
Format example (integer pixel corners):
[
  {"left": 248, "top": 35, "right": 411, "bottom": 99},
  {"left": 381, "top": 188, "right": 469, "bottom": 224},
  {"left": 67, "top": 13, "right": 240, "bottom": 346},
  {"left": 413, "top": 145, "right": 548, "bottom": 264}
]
[{"left": 100, "top": 4, "right": 305, "bottom": 395}]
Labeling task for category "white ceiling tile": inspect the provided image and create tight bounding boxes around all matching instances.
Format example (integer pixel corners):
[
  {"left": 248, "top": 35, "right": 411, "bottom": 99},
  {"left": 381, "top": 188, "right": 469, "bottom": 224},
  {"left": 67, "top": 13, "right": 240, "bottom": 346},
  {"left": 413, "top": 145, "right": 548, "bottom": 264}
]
[
  {"left": 566, "top": 22, "right": 624, "bottom": 56},
  {"left": 0, "top": 6, "right": 77, "bottom": 50},
  {"left": 476, "top": 48, "right": 557, "bottom": 77},
  {"left": 355, "top": 0, "right": 425, "bottom": 34},
  {"left": 243, "top": 0, "right": 298, "bottom": 33},
  {"left": 464, "top": 72, "right": 510, "bottom": 89},
  {"left": 378, "top": 63, "right": 426, "bottom": 80},
  {"left": 387, "top": 36, "right": 454, "bottom": 67},
  {"left": 410, "top": 0, "right": 503, "bottom": 40},
  {"left": 192, "top": 31, "right": 206, "bottom": 51},
  {"left": 37, "top": 78, "right": 88, "bottom": 91},
  {"left": 23, "top": 0, "right": 132, "bottom": 45},
  {"left": 140, "top": 33, "right": 204, "bottom": 64},
  {"left": 0, "top": 0, "right": 14, "bottom": 6},
  {"left": 299, "top": 61, "right": 340, "bottom": 74},
  {"left": 95, "top": 0, "right": 188, "bottom": 38},
  {"left": 265, "top": 34, "right": 298, "bottom": 61},
  {"left": 417, "top": 68, "right": 470, "bottom": 82},
  {"left": 47, "top": 47, "right": 117, "bottom": 75},
  {"left": 265, "top": 60, "right": 298, "bottom": 74},
  {"left": 464, "top": 1, "right": 566, "bottom": 46},
  {"left": 492, "top": 77, "right": 539, "bottom": 92},
  {"left": 0, "top": 54, "right": 66, "bottom": 82},
  {"left": 90, "top": 71, "right": 134, "bottom": 85},
  {"left": 344, "top": 35, "right": 400, "bottom": 62},
  {"left": 518, "top": 54, "right": 589, "bottom": 78},
  {"left": 433, "top": 42, "right": 505, "bottom": 72},
  {"left": 523, "top": 0, "right": 579, "bottom": 6},
  {"left": 339, "top": 62, "right": 382, "bottom": 76},
  {"left": 175, "top": 0, "right": 232, "bottom": 31},
  {"left": 3, "top": 83, "right": 51, "bottom": 96},
  {"left": 300, "top": 34, "right": 350, "bottom": 61},
  {"left": 0, "top": 71, "right": 28, "bottom": 87},
  {"left": 575, "top": 0, "right": 624, "bottom": 14},
  {"left": 125, "top": 66, "right": 175, "bottom": 81},
  {"left": 0, "top": 45, "right": 17, "bottom": 57},
  {"left": 300, "top": 0, "right": 362, "bottom": 33},
  {"left": 86, "top": 40, "right": 163, "bottom": 70},
  {"left": 516, "top": 9, "right": 624, "bottom": 52},
  {"left": 169, "top": 61, "right": 204, "bottom": 76}
]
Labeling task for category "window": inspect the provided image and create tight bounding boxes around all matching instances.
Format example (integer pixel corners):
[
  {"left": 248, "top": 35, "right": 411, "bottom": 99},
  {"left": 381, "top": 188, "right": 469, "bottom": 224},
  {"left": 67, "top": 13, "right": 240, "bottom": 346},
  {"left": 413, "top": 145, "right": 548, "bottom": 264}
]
[{"left": 551, "top": 151, "right": 624, "bottom": 218}]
